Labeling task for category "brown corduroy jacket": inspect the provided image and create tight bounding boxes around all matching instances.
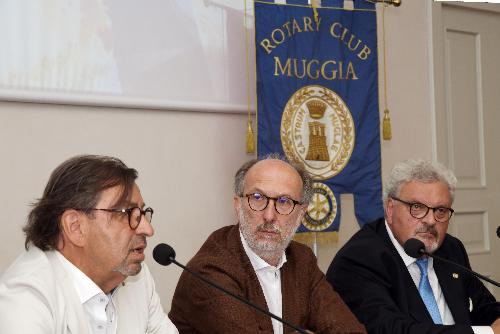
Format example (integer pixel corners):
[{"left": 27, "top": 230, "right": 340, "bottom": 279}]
[{"left": 169, "top": 224, "right": 366, "bottom": 334}]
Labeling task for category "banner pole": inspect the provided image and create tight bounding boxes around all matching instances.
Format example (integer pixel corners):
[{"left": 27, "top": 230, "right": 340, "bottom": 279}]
[{"left": 313, "top": 232, "right": 318, "bottom": 257}]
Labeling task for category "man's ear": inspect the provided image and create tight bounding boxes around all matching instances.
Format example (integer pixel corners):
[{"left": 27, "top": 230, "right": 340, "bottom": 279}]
[
  {"left": 385, "top": 199, "right": 394, "bottom": 225},
  {"left": 60, "top": 209, "right": 86, "bottom": 248},
  {"left": 233, "top": 196, "right": 242, "bottom": 217},
  {"left": 297, "top": 203, "right": 308, "bottom": 219}
]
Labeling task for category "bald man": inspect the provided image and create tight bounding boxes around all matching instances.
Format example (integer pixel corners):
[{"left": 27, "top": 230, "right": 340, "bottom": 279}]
[{"left": 169, "top": 154, "right": 365, "bottom": 334}]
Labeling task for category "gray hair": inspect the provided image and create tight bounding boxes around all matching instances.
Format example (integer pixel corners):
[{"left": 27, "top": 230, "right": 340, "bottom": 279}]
[
  {"left": 383, "top": 158, "right": 457, "bottom": 209},
  {"left": 234, "top": 153, "right": 313, "bottom": 204}
]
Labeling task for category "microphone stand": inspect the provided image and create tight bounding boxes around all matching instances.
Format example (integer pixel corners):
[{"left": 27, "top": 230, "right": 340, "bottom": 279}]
[
  {"left": 169, "top": 257, "right": 308, "bottom": 334},
  {"left": 423, "top": 251, "right": 500, "bottom": 288}
]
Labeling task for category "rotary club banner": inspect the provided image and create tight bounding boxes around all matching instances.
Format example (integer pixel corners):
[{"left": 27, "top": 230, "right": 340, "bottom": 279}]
[{"left": 255, "top": 0, "right": 383, "bottom": 242}]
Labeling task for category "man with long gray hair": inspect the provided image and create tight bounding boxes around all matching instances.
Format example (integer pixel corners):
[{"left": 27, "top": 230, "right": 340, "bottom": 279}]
[
  {"left": 327, "top": 159, "right": 500, "bottom": 334},
  {"left": 0, "top": 155, "right": 177, "bottom": 334},
  {"left": 169, "top": 154, "right": 366, "bottom": 334}
]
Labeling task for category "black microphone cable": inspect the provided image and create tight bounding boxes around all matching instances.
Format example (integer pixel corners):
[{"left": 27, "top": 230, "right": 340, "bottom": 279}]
[
  {"left": 403, "top": 238, "right": 500, "bottom": 288},
  {"left": 153, "top": 243, "right": 308, "bottom": 334}
]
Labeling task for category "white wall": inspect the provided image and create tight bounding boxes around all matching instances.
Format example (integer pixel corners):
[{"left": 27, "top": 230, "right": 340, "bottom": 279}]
[
  {"left": 0, "top": 0, "right": 440, "bottom": 310},
  {"left": 0, "top": 101, "right": 250, "bottom": 304}
]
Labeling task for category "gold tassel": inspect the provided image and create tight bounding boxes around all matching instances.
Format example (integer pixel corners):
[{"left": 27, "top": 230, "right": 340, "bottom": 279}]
[
  {"left": 381, "top": 4, "right": 392, "bottom": 141},
  {"left": 243, "top": 0, "right": 255, "bottom": 154},
  {"left": 382, "top": 108, "right": 392, "bottom": 140},
  {"left": 246, "top": 120, "right": 255, "bottom": 153}
]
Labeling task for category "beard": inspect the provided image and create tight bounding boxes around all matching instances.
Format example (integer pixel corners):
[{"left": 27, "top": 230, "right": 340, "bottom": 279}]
[
  {"left": 238, "top": 203, "right": 302, "bottom": 259},
  {"left": 112, "top": 236, "right": 146, "bottom": 277},
  {"left": 114, "top": 255, "right": 142, "bottom": 277},
  {"left": 413, "top": 223, "right": 440, "bottom": 253}
]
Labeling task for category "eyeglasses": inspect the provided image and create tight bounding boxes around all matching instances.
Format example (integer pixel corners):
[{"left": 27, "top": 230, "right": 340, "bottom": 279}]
[
  {"left": 243, "top": 192, "right": 302, "bottom": 215},
  {"left": 391, "top": 196, "right": 454, "bottom": 223},
  {"left": 76, "top": 207, "right": 154, "bottom": 230}
]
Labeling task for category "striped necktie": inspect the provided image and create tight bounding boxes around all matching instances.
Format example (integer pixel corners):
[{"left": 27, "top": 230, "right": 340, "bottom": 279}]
[{"left": 416, "top": 258, "right": 443, "bottom": 324}]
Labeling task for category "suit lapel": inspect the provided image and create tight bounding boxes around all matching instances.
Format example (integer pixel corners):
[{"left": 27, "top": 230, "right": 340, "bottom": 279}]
[
  {"left": 403, "top": 269, "right": 435, "bottom": 323},
  {"left": 375, "top": 220, "right": 435, "bottom": 323},
  {"left": 433, "top": 251, "right": 471, "bottom": 324}
]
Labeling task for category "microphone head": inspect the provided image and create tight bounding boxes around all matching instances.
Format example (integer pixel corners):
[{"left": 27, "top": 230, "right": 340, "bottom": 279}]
[
  {"left": 153, "top": 243, "right": 176, "bottom": 266},
  {"left": 403, "top": 238, "right": 426, "bottom": 258},
  {"left": 497, "top": 226, "right": 500, "bottom": 239}
]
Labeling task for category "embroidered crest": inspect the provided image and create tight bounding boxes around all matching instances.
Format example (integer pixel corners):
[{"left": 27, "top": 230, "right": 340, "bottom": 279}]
[
  {"left": 281, "top": 85, "right": 355, "bottom": 180},
  {"left": 302, "top": 182, "right": 337, "bottom": 231}
]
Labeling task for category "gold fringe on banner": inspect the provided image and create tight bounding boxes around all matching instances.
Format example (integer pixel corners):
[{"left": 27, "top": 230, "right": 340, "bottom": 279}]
[{"left": 293, "top": 231, "right": 338, "bottom": 246}]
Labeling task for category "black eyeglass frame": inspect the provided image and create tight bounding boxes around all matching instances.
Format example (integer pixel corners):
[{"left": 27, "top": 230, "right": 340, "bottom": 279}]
[
  {"left": 75, "top": 207, "right": 154, "bottom": 230},
  {"left": 242, "top": 193, "right": 302, "bottom": 215},
  {"left": 390, "top": 196, "right": 454, "bottom": 223}
]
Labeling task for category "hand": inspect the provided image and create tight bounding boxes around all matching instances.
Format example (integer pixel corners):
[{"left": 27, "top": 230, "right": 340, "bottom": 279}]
[{"left": 491, "top": 318, "right": 500, "bottom": 334}]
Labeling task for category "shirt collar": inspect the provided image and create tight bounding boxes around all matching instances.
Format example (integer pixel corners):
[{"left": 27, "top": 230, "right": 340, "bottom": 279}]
[
  {"left": 385, "top": 220, "right": 418, "bottom": 267},
  {"left": 55, "top": 251, "right": 104, "bottom": 304},
  {"left": 239, "top": 230, "right": 287, "bottom": 271}
]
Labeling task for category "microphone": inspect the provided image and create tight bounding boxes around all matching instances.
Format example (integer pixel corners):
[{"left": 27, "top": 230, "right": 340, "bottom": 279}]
[
  {"left": 497, "top": 226, "right": 500, "bottom": 238},
  {"left": 153, "top": 243, "right": 308, "bottom": 334},
  {"left": 403, "top": 238, "right": 500, "bottom": 288},
  {"left": 403, "top": 238, "right": 426, "bottom": 258},
  {"left": 153, "top": 243, "right": 176, "bottom": 266}
]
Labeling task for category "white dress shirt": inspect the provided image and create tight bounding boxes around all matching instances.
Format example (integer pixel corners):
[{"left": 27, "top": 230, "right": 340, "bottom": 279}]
[
  {"left": 0, "top": 247, "right": 177, "bottom": 334},
  {"left": 385, "top": 221, "right": 493, "bottom": 334},
  {"left": 56, "top": 251, "right": 118, "bottom": 334},
  {"left": 240, "top": 231, "right": 287, "bottom": 334}
]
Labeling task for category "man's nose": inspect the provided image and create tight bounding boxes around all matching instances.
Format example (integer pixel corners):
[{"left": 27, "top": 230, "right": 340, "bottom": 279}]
[
  {"left": 136, "top": 215, "right": 155, "bottom": 236},
  {"left": 262, "top": 199, "right": 278, "bottom": 222},
  {"left": 421, "top": 208, "right": 437, "bottom": 225}
]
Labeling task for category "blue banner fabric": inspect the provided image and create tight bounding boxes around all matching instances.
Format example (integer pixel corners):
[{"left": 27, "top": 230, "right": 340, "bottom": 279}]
[{"left": 254, "top": 0, "right": 383, "bottom": 236}]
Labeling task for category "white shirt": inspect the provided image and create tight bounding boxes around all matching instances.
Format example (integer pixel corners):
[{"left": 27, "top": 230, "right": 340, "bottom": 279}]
[
  {"left": 55, "top": 251, "right": 118, "bottom": 334},
  {"left": 385, "top": 221, "right": 493, "bottom": 334},
  {"left": 240, "top": 231, "right": 287, "bottom": 334}
]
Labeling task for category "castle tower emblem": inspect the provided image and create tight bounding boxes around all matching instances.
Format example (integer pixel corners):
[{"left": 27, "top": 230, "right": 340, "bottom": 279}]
[
  {"left": 305, "top": 100, "right": 330, "bottom": 161},
  {"left": 281, "top": 85, "right": 355, "bottom": 180}
]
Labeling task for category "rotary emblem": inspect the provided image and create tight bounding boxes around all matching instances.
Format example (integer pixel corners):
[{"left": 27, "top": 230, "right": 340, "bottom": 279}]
[
  {"left": 281, "top": 85, "right": 355, "bottom": 180},
  {"left": 303, "top": 182, "right": 337, "bottom": 231}
]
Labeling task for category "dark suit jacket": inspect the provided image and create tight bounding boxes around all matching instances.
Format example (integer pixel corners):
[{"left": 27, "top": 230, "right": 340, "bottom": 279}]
[
  {"left": 169, "top": 224, "right": 366, "bottom": 334},
  {"left": 326, "top": 218, "right": 500, "bottom": 334}
]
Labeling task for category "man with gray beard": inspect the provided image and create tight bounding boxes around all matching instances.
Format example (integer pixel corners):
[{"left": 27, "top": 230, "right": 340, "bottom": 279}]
[
  {"left": 169, "top": 155, "right": 366, "bottom": 334},
  {"left": 326, "top": 159, "right": 500, "bottom": 334}
]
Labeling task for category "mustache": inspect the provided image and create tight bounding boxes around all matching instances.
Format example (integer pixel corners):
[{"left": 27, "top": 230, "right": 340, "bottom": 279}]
[
  {"left": 414, "top": 224, "right": 438, "bottom": 237},
  {"left": 257, "top": 222, "right": 281, "bottom": 234},
  {"left": 130, "top": 236, "right": 147, "bottom": 250}
]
